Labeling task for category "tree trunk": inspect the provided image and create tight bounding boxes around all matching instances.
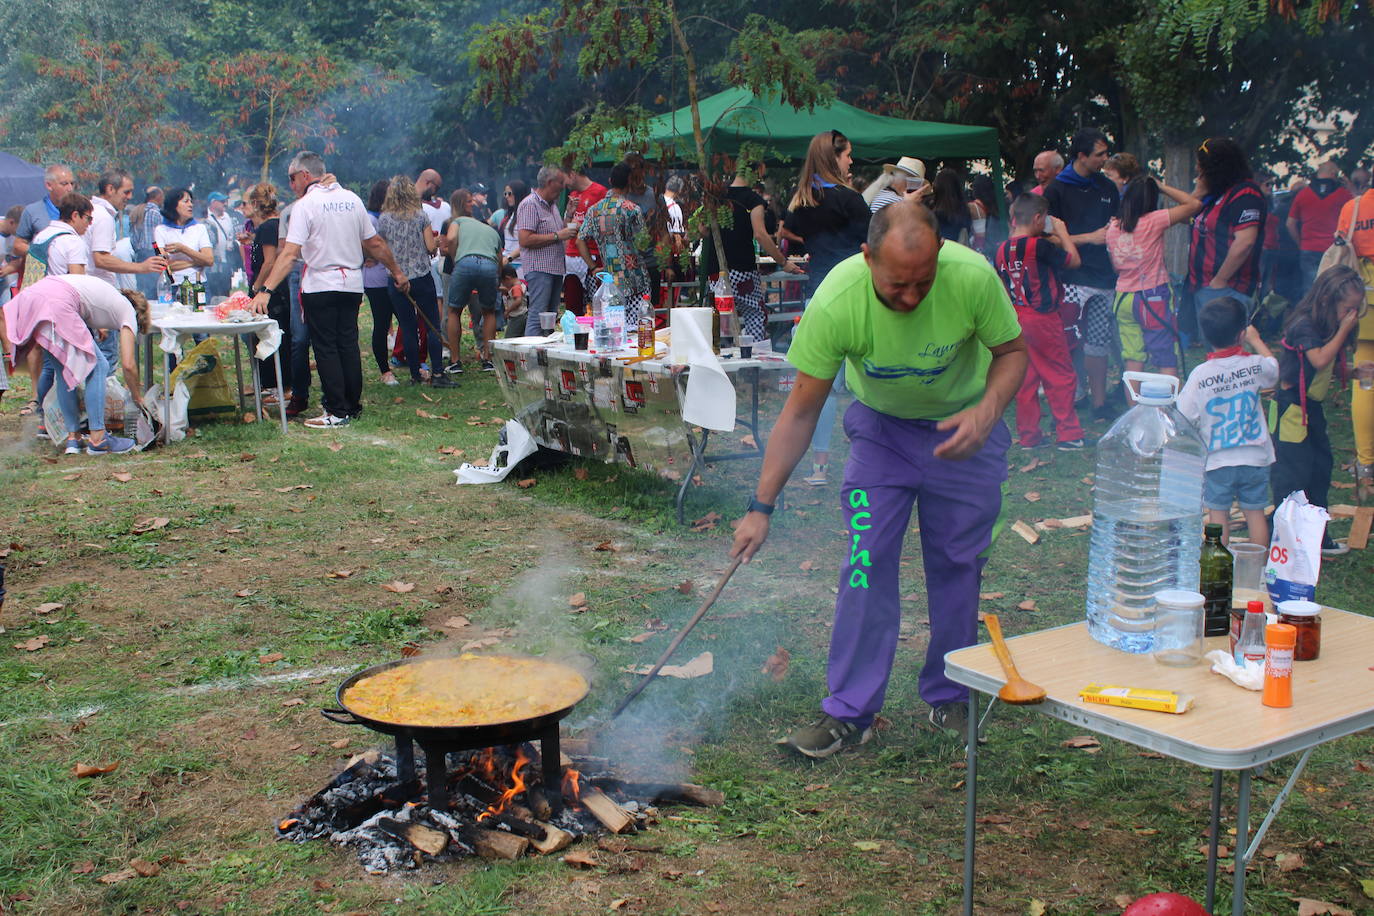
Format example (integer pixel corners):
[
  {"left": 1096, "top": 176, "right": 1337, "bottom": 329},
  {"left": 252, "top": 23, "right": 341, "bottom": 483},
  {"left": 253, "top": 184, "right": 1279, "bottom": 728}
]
[
  {"left": 667, "top": 0, "right": 732, "bottom": 299},
  {"left": 1162, "top": 138, "right": 1194, "bottom": 280}
]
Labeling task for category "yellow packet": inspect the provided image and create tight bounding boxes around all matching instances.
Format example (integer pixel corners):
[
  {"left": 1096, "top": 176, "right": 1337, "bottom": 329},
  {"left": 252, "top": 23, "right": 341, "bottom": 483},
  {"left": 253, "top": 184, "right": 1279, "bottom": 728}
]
[{"left": 1079, "top": 683, "right": 1194, "bottom": 714}]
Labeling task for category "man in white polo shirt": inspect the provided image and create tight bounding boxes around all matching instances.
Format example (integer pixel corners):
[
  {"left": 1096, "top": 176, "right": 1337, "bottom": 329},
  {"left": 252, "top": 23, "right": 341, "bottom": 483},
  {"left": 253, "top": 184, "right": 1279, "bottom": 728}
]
[
  {"left": 249, "top": 151, "right": 408, "bottom": 428},
  {"left": 88, "top": 168, "right": 167, "bottom": 287}
]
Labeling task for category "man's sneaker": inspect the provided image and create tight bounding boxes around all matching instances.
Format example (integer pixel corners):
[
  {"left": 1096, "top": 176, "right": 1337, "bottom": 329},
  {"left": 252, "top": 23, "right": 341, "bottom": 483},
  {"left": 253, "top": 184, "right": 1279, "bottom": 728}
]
[
  {"left": 86, "top": 434, "right": 135, "bottom": 455},
  {"left": 1057, "top": 439, "right": 1086, "bottom": 451},
  {"left": 62, "top": 436, "right": 82, "bottom": 455},
  {"left": 303, "top": 412, "right": 350, "bottom": 429},
  {"left": 1092, "top": 404, "right": 1117, "bottom": 423},
  {"left": 430, "top": 376, "right": 460, "bottom": 389},
  {"left": 778, "top": 714, "right": 872, "bottom": 759},
  {"left": 35, "top": 423, "right": 50, "bottom": 441},
  {"left": 445, "top": 362, "right": 464, "bottom": 376},
  {"left": 928, "top": 702, "right": 970, "bottom": 739},
  {"left": 480, "top": 359, "right": 495, "bottom": 372},
  {"left": 802, "top": 463, "right": 828, "bottom": 486},
  {"left": 285, "top": 398, "right": 309, "bottom": 419}
]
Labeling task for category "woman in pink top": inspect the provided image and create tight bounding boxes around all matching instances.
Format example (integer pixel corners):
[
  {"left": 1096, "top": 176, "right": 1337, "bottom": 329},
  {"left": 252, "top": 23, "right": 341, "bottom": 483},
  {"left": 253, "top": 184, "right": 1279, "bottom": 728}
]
[{"left": 1106, "top": 176, "right": 1201, "bottom": 390}]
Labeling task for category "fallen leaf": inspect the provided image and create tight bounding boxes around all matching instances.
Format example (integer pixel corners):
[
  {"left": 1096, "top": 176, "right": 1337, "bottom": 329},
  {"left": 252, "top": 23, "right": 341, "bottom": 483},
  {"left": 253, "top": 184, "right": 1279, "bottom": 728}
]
[
  {"left": 1024, "top": 491, "right": 1041, "bottom": 502},
  {"left": 803, "top": 783, "right": 829, "bottom": 792},
  {"left": 977, "top": 814, "right": 1013, "bottom": 824},
  {"left": 72, "top": 762, "right": 119, "bottom": 778},
  {"left": 61, "top": 473, "right": 81, "bottom": 481},
  {"left": 1113, "top": 895, "right": 1134, "bottom": 909},
  {"left": 761, "top": 647, "right": 790, "bottom": 682},
  {"left": 574, "top": 467, "right": 589, "bottom": 481},
  {"left": 676, "top": 580, "right": 694, "bottom": 595},
  {"left": 1276, "top": 852, "right": 1305, "bottom": 872},
  {"left": 594, "top": 540, "right": 618, "bottom": 552},
  {"left": 393, "top": 396, "right": 404, "bottom": 404},
  {"left": 273, "top": 484, "right": 313, "bottom": 492},
  {"left": 1017, "top": 599, "right": 1038, "bottom": 612},
  {"left": 258, "top": 652, "right": 284, "bottom": 665},
  {"left": 1294, "top": 899, "right": 1355, "bottom": 916},
  {"left": 14, "top": 635, "right": 50, "bottom": 652},
  {"left": 381, "top": 581, "right": 415, "bottom": 593},
  {"left": 691, "top": 511, "right": 721, "bottom": 532},
  {"left": 740, "top": 434, "right": 757, "bottom": 449},
  {"left": 418, "top": 391, "right": 435, "bottom": 402},
  {"left": 326, "top": 569, "right": 354, "bottom": 579},
  {"left": 441, "top": 616, "right": 471, "bottom": 629},
  {"left": 799, "top": 559, "right": 817, "bottom": 572},
  {"left": 97, "top": 868, "right": 138, "bottom": 884},
  {"left": 281, "top": 698, "right": 305, "bottom": 707},
  {"left": 515, "top": 478, "right": 537, "bottom": 489},
  {"left": 852, "top": 840, "right": 880, "bottom": 852},
  {"left": 563, "top": 851, "right": 598, "bottom": 869},
  {"left": 327, "top": 442, "right": 343, "bottom": 453},
  {"left": 569, "top": 592, "right": 588, "bottom": 608},
  {"left": 627, "top": 632, "right": 656, "bottom": 643},
  {"left": 1062, "top": 735, "right": 1101, "bottom": 750},
  {"left": 978, "top": 592, "right": 1005, "bottom": 601},
  {"left": 330, "top": 738, "right": 350, "bottom": 750},
  {"left": 35, "top": 602, "right": 64, "bottom": 615},
  {"left": 233, "top": 589, "right": 255, "bottom": 598},
  {"left": 111, "top": 472, "right": 133, "bottom": 483},
  {"left": 72, "top": 861, "right": 95, "bottom": 874},
  {"left": 130, "top": 859, "right": 160, "bottom": 877},
  {"left": 240, "top": 453, "right": 256, "bottom": 462},
  {"left": 1028, "top": 900, "right": 1047, "bottom": 916},
  {"left": 132, "top": 517, "right": 170, "bottom": 534}
]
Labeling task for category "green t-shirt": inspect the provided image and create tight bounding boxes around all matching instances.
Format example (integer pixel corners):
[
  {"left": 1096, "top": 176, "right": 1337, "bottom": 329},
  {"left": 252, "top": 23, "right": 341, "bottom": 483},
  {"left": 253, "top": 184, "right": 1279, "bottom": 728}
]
[{"left": 787, "top": 243, "right": 1020, "bottom": 420}]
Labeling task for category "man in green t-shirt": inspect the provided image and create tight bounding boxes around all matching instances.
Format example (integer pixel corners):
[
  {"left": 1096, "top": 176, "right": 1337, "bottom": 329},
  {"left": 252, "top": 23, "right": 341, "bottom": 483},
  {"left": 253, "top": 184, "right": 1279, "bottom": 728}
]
[{"left": 731, "top": 201, "right": 1027, "bottom": 758}]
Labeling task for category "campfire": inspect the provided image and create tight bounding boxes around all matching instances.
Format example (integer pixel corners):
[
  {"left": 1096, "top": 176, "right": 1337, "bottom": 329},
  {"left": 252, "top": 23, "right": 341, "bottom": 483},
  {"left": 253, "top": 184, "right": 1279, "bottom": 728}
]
[{"left": 278, "top": 738, "right": 723, "bottom": 872}]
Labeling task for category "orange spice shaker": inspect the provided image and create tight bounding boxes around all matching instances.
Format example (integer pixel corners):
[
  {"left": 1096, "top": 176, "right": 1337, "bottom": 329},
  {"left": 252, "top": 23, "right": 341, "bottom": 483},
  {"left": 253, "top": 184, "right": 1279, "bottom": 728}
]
[{"left": 1262, "top": 623, "right": 1297, "bottom": 708}]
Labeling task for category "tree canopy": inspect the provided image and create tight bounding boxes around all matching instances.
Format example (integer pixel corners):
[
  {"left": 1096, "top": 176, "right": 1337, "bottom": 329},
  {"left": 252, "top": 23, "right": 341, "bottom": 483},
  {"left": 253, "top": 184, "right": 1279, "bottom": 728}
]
[{"left": 0, "top": 0, "right": 1368, "bottom": 192}]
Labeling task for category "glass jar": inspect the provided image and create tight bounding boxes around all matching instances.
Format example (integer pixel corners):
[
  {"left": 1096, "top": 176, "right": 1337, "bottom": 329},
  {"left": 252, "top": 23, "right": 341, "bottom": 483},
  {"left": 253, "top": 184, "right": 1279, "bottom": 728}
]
[
  {"left": 1276, "top": 600, "right": 1321, "bottom": 661},
  {"left": 1152, "top": 589, "right": 1206, "bottom": 667}
]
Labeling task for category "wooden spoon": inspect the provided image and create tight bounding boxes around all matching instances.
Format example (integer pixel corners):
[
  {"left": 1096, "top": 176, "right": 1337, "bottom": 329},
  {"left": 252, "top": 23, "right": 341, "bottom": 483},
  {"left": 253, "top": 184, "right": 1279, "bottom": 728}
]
[{"left": 983, "top": 614, "right": 1046, "bottom": 705}]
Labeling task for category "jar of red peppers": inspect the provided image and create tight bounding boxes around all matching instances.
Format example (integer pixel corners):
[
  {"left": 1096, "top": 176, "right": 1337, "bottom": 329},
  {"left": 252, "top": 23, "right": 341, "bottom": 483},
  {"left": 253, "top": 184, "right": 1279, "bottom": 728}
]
[{"left": 1276, "top": 600, "right": 1321, "bottom": 661}]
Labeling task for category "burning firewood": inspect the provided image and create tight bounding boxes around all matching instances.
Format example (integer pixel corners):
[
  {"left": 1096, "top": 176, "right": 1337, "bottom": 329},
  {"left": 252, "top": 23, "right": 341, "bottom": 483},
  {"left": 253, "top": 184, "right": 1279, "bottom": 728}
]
[
  {"left": 577, "top": 786, "right": 635, "bottom": 834},
  {"left": 469, "top": 826, "right": 530, "bottom": 860},
  {"left": 375, "top": 818, "right": 448, "bottom": 857},
  {"left": 530, "top": 822, "right": 574, "bottom": 855}
]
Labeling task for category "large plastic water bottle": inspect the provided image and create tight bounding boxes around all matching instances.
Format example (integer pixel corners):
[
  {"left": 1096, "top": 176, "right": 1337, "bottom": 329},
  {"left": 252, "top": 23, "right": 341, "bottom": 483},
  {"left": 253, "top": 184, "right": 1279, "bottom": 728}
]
[
  {"left": 1086, "top": 372, "right": 1207, "bottom": 653},
  {"left": 591, "top": 271, "right": 616, "bottom": 351}
]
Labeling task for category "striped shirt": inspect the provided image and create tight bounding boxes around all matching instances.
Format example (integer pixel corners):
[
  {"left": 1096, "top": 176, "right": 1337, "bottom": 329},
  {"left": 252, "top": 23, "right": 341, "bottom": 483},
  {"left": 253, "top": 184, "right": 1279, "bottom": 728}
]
[
  {"left": 1187, "top": 180, "right": 1266, "bottom": 294},
  {"left": 994, "top": 236, "right": 1068, "bottom": 314},
  {"left": 514, "top": 192, "right": 565, "bottom": 276}
]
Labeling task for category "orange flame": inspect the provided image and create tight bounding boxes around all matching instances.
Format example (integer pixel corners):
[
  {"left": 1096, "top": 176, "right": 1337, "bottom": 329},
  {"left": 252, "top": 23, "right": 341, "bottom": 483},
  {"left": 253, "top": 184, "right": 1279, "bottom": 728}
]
[
  {"left": 477, "top": 748, "right": 530, "bottom": 822},
  {"left": 562, "top": 767, "right": 582, "bottom": 801}
]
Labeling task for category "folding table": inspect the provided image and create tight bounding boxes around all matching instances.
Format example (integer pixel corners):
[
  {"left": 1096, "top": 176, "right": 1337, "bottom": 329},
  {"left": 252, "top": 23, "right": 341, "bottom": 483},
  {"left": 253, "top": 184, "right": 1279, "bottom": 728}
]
[{"left": 945, "top": 609, "right": 1374, "bottom": 915}]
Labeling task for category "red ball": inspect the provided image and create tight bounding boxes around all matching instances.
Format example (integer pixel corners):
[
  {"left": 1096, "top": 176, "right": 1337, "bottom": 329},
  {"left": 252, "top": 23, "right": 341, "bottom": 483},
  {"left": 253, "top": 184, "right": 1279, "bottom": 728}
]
[{"left": 1122, "top": 893, "right": 1208, "bottom": 916}]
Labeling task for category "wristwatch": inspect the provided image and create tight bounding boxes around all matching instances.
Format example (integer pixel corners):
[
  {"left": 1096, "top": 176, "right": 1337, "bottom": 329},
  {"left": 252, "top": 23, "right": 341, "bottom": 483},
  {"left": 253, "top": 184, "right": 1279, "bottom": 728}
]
[{"left": 746, "top": 497, "right": 775, "bottom": 516}]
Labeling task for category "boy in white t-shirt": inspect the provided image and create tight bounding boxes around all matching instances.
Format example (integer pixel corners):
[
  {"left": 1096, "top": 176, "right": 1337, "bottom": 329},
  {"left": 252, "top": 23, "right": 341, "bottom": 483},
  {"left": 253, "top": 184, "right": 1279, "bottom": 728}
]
[{"left": 1177, "top": 296, "right": 1279, "bottom": 546}]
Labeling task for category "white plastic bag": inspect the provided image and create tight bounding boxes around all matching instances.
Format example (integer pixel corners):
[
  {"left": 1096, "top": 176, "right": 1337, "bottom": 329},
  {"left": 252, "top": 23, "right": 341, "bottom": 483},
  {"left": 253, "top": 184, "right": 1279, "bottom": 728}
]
[
  {"left": 453, "top": 420, "right": 537, "bottom": 484},
  {"left": 143, "top": 380, "right": 192, "bottom": 442},
  {"left": 1265, "top": 491, "right": 1328, "bottom": 603}
]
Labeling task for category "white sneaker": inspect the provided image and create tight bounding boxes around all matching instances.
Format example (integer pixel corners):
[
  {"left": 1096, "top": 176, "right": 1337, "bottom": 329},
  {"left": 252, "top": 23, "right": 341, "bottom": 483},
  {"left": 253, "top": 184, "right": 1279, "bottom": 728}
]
[
  {"left": 304, "top": 412, "right": 350, "bottom": 429},
  {"left": 803, "top": 463, "right": 828, "bottom": 486}
]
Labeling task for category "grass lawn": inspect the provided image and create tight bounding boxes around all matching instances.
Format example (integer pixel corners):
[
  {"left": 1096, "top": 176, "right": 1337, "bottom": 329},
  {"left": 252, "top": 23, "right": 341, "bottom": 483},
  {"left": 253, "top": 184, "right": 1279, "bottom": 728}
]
[{"left": 0, "top": 329, "right": 1370, "bottom": 916}]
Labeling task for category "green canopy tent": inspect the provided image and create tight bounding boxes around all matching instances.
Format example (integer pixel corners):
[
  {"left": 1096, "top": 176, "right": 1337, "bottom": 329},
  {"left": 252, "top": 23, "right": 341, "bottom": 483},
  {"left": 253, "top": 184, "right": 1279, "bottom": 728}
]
[{"left": 594, "top": 86, "right": 1004, "bottom": 208}]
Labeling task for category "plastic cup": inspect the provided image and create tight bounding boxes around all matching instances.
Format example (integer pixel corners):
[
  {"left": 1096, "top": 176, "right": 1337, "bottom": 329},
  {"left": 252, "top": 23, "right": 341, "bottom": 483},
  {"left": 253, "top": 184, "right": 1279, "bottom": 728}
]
[
  {"left": 573, "top": 330, "right": 589, "bottom": 351},
  {"left": 1229, "top": 542, "right": 1270, "bottom": 612},
  {"left": 1152, "top": 589, "right": 1206, "bottom": 666},
  {"left": 539, "top": 311, "right": 556, "bottom": 332},
  {"left": 739, "top": 334, "right": 754, "bottom": 358},
  {"left": 1357, "top": 362, "right": 1374, "bottom": 391}
]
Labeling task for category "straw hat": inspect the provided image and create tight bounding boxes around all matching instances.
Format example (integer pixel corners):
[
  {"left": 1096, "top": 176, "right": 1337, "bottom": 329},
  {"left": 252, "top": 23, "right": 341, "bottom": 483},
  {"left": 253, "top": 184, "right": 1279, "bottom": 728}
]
[{"left": 883, "top": 157, "right": 926, "bottom": 181}]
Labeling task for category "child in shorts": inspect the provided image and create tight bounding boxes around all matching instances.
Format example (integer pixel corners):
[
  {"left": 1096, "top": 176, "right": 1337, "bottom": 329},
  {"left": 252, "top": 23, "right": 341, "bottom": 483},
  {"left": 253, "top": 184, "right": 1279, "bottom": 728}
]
[{"left": 1176, "top": 296, "right": 1278, "bottom": 546}]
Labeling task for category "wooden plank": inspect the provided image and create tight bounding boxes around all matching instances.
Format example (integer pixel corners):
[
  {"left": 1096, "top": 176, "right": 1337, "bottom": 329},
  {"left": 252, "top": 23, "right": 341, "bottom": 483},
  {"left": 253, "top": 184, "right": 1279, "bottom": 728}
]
[
  {"left": 1348, "top": 507, "right": 1374, "bottom": 550},
  {"left": 578, "top": 785, "right": 635, "bottom": 833},
  {"left": 1011, "top": 520, "right": 1040, "bottom": 544},
  {"left": 1328, "top": 504, "right": 1359, "bottom": 519},
  {"left": 375, "top": 818, "right": 447, "bottom": 856}
]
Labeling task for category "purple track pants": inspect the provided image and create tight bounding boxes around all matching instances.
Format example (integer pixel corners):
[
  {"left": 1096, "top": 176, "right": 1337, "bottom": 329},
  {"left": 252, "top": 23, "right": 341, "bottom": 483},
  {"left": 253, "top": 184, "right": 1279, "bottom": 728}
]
[{"left": 820, "top": 401, "right": 1009, "bottom": 727}]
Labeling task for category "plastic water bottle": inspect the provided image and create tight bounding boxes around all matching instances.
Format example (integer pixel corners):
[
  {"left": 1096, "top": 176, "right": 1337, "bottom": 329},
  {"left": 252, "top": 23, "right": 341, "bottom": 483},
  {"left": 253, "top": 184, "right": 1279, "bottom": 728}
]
[
  {"left": 591, "top": 271, "right": 616, "bottom": 351},
  {"left": 1086, "top": 372, "right": 1207, "bottom": 653}
]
